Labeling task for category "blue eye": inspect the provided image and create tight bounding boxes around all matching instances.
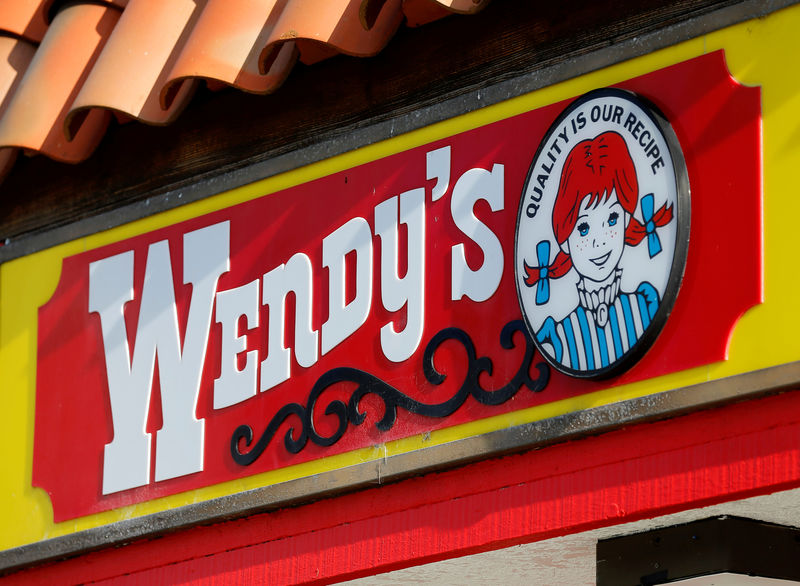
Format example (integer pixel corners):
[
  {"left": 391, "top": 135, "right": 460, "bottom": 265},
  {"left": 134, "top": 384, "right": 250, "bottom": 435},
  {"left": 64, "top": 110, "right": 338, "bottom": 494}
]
[
  {"left": 578, "top": 222, "right": 589, "bottom": 237},
  {"left": 608, "top": 212, "right": 619, "bottom": 227}
]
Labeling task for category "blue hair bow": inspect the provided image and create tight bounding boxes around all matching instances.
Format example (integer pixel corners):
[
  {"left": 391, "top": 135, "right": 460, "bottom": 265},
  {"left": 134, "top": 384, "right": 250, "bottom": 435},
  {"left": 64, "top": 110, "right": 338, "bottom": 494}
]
[
  {"left": 641, "top": 193, "right": 662, "bottom": 258},
  {"left": 533, "top": 240, "right": 550, "bottom": 305}
]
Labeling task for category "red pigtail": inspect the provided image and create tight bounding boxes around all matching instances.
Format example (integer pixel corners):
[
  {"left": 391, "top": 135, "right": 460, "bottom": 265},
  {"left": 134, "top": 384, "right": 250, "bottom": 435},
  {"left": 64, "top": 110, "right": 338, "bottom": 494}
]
[
  {"left": 624, "top": 203, "right": 674, "bottom": 246},
  {"left": 523, "top": 250, "right": 572, "bottom": 287}
]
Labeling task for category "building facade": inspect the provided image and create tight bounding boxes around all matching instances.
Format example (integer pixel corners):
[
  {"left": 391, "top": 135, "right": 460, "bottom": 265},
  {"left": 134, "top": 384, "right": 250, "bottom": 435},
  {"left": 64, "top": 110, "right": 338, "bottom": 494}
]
[{"left": 2, "top": 0, "right": 800, "bottom": 583}]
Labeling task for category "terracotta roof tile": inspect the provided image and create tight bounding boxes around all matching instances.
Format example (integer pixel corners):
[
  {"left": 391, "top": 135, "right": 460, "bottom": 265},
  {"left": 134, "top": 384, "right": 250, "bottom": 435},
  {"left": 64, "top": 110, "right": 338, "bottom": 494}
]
[
  {"left": 0, "top": 35, "right": 35, "bottom": 184},
  {"left": 68, "top": 0, "right": 201, "bottom": 125},
  {"left": 266, "top": 0, "right": 403, "bottom": 64},
  {"left": 0, "top": 35, "right": 36, "bottom": 119},
  {"left": 0, "top": 0, "right": 487, "bottom": 185},
  {"left": 163, "top": 0, "right": 300, "bottom": 96},
  {"left": 364, "top": 0, "right": 489, "bottom": 28},
  {"left": 0, "top": 0, "right": 51, "bottom": 42},
  {"left": 427, "top": 0, "right": 489, "bottom": 13},
  {"left": 393, "top": 0, "right": 453, "bottom": 27},
  {"left": 0, "top": 3, "right": 118, "bottom": 162}
]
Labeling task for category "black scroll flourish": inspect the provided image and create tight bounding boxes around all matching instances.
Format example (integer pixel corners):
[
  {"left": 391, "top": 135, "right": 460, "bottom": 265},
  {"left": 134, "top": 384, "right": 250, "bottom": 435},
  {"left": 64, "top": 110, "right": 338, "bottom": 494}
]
[{"left": 231, "top": 319, "right": 550, "bottom": 466}]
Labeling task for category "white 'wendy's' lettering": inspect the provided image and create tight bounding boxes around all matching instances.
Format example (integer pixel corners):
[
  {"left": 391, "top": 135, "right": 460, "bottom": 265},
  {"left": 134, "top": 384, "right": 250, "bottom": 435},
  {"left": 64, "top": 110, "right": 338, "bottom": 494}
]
[
  {"left": 89, "top": 150, "right": 505, "bottom": 494},
  {"left": 89, "top": 222, "right": 229, "bottom": 495}
]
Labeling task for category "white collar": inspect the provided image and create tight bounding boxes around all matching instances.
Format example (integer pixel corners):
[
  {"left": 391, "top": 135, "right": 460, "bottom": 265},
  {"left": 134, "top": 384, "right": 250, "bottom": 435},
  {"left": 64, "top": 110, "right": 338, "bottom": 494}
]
[{"left": 576, "top": 269, "right": 622, "bottom": 327}]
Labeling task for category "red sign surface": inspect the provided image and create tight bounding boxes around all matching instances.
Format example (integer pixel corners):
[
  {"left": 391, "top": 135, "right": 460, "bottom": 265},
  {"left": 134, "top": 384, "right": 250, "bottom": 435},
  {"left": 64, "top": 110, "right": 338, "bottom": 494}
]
[{"left": 34, "top": 51, "right": 761, "bottom": 521}]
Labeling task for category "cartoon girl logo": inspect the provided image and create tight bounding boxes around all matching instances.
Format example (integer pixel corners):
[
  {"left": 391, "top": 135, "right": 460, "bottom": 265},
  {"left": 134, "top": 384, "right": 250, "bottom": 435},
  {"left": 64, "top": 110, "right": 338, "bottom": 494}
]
[{"left": 515, "top": 89, "right": 689, "bottom": 378}]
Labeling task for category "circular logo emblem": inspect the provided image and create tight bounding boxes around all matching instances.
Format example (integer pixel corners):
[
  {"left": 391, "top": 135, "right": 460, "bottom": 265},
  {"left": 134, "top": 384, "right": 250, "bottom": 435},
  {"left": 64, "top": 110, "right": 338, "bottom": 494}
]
[{"left": 515, "top": 89, "right": 689, "bottom": 379}]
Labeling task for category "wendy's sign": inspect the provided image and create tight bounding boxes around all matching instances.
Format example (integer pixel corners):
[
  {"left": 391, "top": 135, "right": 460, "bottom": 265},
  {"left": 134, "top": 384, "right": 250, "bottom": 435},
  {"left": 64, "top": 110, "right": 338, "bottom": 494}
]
[
  {"left": 33, "top": 51, "right": 761, "bottom": 522},
  {"left": 516, "top": 90, "right": 689, "bottom": 378}
]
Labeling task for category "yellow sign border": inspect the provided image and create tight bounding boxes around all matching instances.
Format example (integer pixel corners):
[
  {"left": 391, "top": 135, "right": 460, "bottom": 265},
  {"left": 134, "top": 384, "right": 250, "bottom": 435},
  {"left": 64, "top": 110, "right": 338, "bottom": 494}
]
[{"left": 2, "top": 4, "right": 799, "bottom": 552}]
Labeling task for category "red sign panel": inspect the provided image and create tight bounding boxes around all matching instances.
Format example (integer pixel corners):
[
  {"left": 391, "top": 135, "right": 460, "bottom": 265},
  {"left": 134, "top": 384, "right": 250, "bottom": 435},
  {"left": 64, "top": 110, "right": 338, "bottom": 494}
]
[{"left": 34, "top": 51, "right": 761, "bottom": 521}]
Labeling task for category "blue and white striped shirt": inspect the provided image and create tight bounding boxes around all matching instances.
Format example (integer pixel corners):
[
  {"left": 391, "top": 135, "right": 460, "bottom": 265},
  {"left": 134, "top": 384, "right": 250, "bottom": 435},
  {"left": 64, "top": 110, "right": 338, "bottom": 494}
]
[{"left": 536, "top": 281, "right": 659, "bottom": 372}]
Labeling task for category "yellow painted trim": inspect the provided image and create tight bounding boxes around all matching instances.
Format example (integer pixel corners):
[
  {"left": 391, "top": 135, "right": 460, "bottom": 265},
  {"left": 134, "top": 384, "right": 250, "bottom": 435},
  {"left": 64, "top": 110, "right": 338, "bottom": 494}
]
[{"left": 2, "top": 3, "right": 800, "bottom": 551}]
